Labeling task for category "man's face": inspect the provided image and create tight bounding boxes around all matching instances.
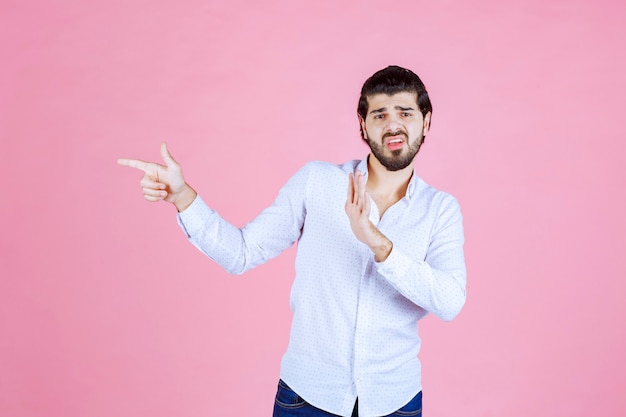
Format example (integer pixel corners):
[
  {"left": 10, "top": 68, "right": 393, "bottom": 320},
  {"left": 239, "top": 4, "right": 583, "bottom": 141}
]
[{"left": 361, "top": 92, "right": 430, "bottom": 171}]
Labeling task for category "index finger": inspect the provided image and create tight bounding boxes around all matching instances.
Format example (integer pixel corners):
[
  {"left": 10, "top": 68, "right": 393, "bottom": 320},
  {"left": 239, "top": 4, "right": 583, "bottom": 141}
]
[
  {"left": 117, "top": 158, "right": 151, "bottom": 172},
  {"left": 347, "top": 173, "right": 355, "bottom": 203},
  {"left": 354, "top": 170, "right": 365, "bottom": 202}
]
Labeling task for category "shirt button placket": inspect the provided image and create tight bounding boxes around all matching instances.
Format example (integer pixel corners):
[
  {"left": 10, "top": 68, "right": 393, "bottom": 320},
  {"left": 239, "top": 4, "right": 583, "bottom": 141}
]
[{"left": 352, "top": 259, "right": 373, "bottom": 393}]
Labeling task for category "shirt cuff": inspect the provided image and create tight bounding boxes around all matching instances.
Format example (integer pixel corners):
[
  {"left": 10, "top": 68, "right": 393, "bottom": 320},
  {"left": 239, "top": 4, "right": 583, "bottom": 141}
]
[
  {"left": 176, "top": 195, "right": 214, "bottom": 237},
  {"left": 375, "top": 245, "right": 413, "bottom": 278}
]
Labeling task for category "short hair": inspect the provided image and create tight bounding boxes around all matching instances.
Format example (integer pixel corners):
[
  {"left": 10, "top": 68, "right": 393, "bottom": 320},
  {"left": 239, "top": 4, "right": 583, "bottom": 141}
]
[{"left": 357, "top": 65, "right": 432, "bottom": 140}]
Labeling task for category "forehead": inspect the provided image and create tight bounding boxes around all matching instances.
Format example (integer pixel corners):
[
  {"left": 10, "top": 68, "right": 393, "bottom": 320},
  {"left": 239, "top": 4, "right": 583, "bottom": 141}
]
[{"left": 366, "top": 91, "right": 418, "bottom": 112}]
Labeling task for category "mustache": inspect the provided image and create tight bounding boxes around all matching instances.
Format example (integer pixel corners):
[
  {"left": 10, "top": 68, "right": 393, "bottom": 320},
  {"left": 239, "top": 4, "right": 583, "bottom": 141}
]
[{"left": 382, "top": 130, "right": 408, "bottom": 140}]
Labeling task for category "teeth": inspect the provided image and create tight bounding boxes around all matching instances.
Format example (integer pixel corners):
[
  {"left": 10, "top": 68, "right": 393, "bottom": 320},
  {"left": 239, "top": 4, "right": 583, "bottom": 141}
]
[{"left": 389, "top": 139, "right": 403, "bottom": 144}]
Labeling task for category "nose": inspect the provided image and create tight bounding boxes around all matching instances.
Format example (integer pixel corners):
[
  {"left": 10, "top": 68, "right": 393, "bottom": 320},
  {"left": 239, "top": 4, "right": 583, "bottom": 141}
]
[{"left": 385, "top": 114, "right": 403, "bottom": 132}]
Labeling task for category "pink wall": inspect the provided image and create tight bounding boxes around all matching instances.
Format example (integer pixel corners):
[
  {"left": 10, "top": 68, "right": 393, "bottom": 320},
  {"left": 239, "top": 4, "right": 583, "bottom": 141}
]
[{"left": 2, "top": 0, "right": 625, "bottom": 416}]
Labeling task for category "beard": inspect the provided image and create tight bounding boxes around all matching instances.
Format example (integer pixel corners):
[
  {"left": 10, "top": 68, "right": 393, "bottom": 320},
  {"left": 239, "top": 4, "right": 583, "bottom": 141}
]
[{"left": 366, "top": 131, "right": 423, "bottom": 171}]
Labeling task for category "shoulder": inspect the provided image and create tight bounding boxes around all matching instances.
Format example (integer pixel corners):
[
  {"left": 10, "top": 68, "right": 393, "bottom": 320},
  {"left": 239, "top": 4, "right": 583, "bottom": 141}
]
[
  {"left": 301, "top": 159, "right": 360, "bottom": 173},
  {"left": 296, "top": 159, "right": 361, "bottom": 181},
  {"left": 287, "top": 160, "right": 360, "bottom": 200},
  {"left": 414, "top": 175, "right": 461, "bottom": 211}
]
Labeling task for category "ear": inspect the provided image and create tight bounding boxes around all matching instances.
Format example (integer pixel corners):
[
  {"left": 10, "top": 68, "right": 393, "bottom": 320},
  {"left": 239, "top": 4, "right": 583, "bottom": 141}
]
[
  {"left": 359, "top": 116, "right": 368, "bottom": 139},
  {"left": 422, "top": 112, "right": 431, "bottom": 136}
]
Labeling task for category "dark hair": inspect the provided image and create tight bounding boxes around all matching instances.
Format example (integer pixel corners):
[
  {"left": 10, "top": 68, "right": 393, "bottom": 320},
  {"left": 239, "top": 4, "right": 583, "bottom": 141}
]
[{"left": 357, "top": 65, "right": 432, "bottom": 140}]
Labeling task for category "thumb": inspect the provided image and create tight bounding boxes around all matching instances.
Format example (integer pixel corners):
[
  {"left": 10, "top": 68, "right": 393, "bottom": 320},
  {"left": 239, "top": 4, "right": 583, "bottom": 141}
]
[{"left": 160, "top": 142, "right": 179, "bottom": 167}]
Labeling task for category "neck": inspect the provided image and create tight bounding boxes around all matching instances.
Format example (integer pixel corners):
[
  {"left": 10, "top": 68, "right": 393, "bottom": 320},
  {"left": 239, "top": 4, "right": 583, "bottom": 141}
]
[{"left": 366, "top": 153, "right": 414, "bottom": 198}]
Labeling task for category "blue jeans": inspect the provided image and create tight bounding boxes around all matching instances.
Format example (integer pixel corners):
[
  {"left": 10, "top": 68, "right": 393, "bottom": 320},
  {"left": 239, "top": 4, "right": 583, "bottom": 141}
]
[{"left": 273, "top": 379, "right": 422, "bottom": 417}]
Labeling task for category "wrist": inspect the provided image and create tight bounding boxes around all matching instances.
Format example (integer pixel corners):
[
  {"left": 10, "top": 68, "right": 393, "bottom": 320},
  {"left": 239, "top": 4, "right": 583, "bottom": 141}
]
[
  {"left": 174, "top": 184, "right": 197, "bottom": 212},
  {"left": 372, "top": 239, "right": 393, "bottom": 262},
  {"left": 369, "top": 228, "right": 393, "bottom": 262}
]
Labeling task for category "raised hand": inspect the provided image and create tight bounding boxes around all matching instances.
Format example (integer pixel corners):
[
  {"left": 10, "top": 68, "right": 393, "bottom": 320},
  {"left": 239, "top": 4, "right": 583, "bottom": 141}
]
[
  {"left": 345, "top": 170, "right": 393, "bottom": 262},
  {"left": 118, "top": 143, "right": 197, "bottom": 212}
]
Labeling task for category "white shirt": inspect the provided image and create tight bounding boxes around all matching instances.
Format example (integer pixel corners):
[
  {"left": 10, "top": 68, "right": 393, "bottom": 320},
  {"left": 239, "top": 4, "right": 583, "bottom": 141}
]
[{"left": 177, "top": 157, "right": 466, "bottom": 417}]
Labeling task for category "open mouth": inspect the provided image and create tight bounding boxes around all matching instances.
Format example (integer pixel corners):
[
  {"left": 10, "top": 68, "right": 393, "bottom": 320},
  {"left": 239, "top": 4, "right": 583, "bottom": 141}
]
[{"left": 385, "top": 136, "right": 406, "bottom": 151}]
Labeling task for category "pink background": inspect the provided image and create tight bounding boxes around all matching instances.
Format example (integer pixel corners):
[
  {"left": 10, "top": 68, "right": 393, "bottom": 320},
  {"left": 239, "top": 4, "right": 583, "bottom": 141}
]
[{"left": 2, "top": 0, "right": 625, "bottom": 416}]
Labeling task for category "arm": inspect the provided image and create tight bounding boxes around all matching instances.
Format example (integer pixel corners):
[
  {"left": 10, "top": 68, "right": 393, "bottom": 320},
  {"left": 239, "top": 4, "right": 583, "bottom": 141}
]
[
  {"left": 376, "top": 198, "right": 466, "bottom": 321},
  {"left": 177, "top": 165, "right": 308, "bottom": 274},
  {"left": 345, "top": 171, "right": 466, "bottom": 321},
  {"left": 119, "top": 144, "right": 308, "bottom": 274}
]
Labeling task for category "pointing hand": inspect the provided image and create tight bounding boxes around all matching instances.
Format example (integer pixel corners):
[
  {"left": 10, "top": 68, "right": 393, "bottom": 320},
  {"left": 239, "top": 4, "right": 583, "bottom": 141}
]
[{"left": 118, "top": 143, "right": 197, "bottom": 212}]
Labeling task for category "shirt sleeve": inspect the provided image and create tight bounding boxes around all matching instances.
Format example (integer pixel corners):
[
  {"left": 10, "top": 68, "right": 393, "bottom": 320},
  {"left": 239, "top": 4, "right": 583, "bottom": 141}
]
[
  {"left": 375, "top": 195, "right": 467, "bottom": 321},
  {"left": 177, "top": 163, "right": 310, "bottom": 275}
]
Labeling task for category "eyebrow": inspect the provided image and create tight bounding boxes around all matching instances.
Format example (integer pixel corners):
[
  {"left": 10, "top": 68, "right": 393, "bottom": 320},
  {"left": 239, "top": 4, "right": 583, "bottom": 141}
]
[{"left": 369, "top": 105, "right": 416, "bottom": 115}]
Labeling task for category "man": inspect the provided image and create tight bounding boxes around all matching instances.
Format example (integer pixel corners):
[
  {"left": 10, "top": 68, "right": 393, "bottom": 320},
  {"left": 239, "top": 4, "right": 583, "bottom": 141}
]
[{"left": 118, "top": 66, "right": 466, "bottom": 417}]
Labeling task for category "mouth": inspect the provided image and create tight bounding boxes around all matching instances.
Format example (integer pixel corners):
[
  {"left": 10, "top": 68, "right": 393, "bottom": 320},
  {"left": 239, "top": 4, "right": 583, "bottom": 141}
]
[{"left": 384, "top": 134, "right": 406, "bottom": 151}]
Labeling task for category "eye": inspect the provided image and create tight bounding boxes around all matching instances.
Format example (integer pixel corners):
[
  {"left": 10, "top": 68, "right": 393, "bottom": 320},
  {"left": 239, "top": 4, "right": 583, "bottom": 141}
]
[
  {"left": 374, "top": 114, "right": 385, "bottom": 119},
  {"left": 401, "top": 112, "right": 412, "bottom": 117}
]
